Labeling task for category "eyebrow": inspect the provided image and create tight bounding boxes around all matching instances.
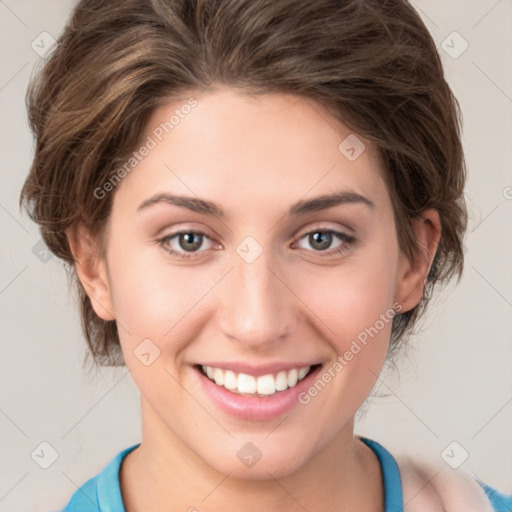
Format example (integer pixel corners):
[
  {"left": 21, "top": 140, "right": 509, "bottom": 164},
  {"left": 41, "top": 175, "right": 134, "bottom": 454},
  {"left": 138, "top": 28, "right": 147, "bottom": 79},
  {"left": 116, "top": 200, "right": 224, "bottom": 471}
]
[{"left": 137, "top": 190, "right": 375, "bottom": 217}]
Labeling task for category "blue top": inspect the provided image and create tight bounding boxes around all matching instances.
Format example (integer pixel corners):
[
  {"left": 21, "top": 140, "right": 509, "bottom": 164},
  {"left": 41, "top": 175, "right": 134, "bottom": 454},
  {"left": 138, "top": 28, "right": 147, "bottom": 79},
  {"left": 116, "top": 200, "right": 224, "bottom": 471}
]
[{"left": 59, "top": 437, "right": 511, "bottom": 511}]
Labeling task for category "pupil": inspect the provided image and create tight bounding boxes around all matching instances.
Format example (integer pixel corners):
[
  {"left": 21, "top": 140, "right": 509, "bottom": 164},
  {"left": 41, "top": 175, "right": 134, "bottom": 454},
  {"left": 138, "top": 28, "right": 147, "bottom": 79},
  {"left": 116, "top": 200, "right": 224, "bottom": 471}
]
[
  {"left": 180, "top": 233, "right": 201, "bottom": 252},
  {"left": 311, "top": 231, "right": 331, "bottom": 250}
]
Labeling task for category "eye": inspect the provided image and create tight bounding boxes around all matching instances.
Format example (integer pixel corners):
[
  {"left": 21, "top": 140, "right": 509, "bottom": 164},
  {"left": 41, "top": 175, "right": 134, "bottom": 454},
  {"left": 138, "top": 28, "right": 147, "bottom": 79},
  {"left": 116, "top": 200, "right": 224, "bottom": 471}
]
[
  {"left": 156, "top": 227, "right": 356, "bottom": 260},
  {"left": 294, "top": 228, "right": 356, "bottom": 257},
  {"left": 156, "top": 229, "right": 216, "bottom": 259}
]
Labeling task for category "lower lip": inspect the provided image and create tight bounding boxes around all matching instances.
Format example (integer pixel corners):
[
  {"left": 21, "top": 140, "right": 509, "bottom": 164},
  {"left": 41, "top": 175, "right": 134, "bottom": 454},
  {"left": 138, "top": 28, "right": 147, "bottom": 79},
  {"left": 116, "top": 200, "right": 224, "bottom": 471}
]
[{"left": 193, "top": 364, "right": 323, "bottom": 421}]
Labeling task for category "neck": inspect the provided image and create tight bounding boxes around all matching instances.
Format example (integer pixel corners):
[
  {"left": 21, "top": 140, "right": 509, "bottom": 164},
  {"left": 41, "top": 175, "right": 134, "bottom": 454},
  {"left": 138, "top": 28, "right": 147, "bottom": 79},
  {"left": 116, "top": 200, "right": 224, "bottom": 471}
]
[{"left": 120, "top": 398, "right": 384, "bottom": 512}]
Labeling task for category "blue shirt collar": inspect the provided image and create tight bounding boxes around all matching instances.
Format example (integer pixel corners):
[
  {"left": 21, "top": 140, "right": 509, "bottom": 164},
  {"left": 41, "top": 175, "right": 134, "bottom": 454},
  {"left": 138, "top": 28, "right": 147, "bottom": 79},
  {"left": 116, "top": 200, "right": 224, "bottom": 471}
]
[{"left": 71, "top": 436, "right": 403, "bottom": 511}]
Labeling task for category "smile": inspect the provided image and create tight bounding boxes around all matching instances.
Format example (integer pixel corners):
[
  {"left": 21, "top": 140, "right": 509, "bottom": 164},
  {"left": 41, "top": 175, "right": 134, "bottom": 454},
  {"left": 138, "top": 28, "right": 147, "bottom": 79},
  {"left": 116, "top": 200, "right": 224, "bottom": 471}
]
[
  {"left": 200, "top": 364, "right": 314, "bottom": 397},
  {"left": 193, "top": 362, "right": 324, "bottom": 420}
]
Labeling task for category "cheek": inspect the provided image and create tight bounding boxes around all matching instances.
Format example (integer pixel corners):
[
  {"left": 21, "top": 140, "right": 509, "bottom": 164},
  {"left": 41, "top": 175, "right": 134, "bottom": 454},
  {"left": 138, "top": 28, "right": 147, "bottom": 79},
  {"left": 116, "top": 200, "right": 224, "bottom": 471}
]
[
  {"left": 105, "top": 242, "right": 203, "bottom": 401},
  {"left": 105, "top": 236, "right": 203, "bottom": 351},
  {"left": 292, "top": 233, "right": 399, "bottom": 374},
  {"left": 304, "top": 242, "right": 398, "bottom": 334}
]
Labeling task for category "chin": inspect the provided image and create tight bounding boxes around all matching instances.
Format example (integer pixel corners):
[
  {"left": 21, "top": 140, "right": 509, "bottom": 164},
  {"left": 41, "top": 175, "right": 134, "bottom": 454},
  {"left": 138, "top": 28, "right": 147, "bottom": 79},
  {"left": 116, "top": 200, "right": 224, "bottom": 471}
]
[{"left": 198, "top": 440, "right": 310, "bottom": 480}]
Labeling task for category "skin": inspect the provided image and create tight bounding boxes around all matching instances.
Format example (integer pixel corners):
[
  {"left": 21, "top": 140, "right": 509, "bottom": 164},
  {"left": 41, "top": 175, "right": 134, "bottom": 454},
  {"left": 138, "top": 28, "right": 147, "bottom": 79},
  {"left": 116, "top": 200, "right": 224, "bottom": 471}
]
[{"left": 67, "top": 87, "right": 441, "bottom": 511}]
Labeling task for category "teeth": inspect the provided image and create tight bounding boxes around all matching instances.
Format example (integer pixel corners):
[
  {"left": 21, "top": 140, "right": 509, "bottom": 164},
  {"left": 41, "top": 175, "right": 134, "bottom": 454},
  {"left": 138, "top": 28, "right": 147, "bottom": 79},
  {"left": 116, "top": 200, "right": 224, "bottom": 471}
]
[
  {"left": 238, "top": 373, "right": 256, "bottom": 394},
  {"left": 213, "top": 367, "right": 224, "bottom": 386},
  {"left": 256, "top": 374, "right": 275, "bottom": 395},
  {"left": 201, "top": 364, "right": 312, "bottom": 396},
  {"left": 298, "top": 367, "right": 309, "bottom": 380},
  {"left": 223, "top": 370, "right": 237, "bottom": 390},
  {"left": 287, "top": 368, "right": 298, "bottom": 387},
  {"left": 275, "top": 371, "right": 288, "bottom": 391}
]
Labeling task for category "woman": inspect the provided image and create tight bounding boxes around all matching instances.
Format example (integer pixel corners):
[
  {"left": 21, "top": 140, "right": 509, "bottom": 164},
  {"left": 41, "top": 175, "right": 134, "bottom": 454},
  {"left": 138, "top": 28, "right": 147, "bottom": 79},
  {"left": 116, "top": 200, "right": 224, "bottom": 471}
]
[{"left": 20, "top": 0, "right": 511, "bottom": 510}]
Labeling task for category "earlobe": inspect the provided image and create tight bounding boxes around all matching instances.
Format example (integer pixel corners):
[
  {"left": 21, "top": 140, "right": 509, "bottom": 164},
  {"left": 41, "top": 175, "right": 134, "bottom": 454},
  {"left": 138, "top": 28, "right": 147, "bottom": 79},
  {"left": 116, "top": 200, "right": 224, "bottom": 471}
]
[
  {"left": 394, "top": 209, "right": 441, "bottom": 313},
  {"left": 65, "top": 224, "right": 115, "bottom": 321}
]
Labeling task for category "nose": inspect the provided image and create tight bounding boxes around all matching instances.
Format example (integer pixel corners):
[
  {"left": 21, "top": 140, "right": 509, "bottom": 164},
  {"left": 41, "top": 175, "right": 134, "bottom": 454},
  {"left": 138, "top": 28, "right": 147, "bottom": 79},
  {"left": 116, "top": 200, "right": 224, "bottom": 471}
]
[{"left": 217, "top": 245, "right": 297, "bottom": 351}]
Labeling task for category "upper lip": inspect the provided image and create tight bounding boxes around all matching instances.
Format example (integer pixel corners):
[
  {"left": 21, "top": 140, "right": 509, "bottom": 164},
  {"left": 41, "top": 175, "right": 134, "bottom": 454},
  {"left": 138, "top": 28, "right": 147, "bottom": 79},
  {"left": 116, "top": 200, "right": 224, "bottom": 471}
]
[{"left": 195, "top": 361, "right": 322, "bottom": 377}]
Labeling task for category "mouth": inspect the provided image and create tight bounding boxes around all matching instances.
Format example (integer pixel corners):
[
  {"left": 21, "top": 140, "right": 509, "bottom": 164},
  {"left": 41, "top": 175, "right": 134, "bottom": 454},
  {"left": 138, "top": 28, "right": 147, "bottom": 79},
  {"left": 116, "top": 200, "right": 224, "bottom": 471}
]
[
  {"left": 192, "top": 362, "right": 324, "bottom": 421},
  {"left": 194, "top": 363, "right": 321, "bottom": 398}
]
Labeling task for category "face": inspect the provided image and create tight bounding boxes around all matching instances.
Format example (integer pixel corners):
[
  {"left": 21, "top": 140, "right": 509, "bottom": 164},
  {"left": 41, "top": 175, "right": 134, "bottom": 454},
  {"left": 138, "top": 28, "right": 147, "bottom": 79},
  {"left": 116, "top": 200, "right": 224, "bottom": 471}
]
[{"left": 77, "top": 87, "right": 431, "bottom": 479}]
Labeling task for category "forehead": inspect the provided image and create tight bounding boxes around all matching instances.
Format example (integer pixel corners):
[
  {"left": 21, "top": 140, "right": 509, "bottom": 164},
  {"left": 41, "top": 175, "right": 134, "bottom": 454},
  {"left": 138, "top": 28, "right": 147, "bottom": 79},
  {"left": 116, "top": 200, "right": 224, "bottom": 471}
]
[{"left": 112, "top": 88, "right": 390, "bottom": 218}]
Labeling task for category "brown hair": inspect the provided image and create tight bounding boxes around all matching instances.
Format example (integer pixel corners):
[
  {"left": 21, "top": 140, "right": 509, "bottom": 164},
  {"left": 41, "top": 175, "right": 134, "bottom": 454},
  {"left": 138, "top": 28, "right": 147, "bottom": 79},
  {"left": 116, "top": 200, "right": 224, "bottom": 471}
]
[{"left": 20, "top": 0, "right": 467, "bottom": 368}]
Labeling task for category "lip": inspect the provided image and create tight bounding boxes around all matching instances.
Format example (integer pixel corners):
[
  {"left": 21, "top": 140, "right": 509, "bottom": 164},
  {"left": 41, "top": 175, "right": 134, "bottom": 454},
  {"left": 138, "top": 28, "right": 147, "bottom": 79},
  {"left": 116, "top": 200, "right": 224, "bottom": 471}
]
[
  {"left": 196, "top": 361, "right": 321, "bottom": 378},
  {"left": 193, "top": 363, "right": 323, "bottom": 421}
]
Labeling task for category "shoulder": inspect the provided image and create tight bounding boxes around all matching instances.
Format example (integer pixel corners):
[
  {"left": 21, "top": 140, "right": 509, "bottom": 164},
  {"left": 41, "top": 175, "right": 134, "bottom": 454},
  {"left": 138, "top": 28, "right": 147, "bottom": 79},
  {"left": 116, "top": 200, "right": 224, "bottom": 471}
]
[
  {"left": 58, "top": 473, "right": 100, "bottom": 511},
  {"left": 395, "top": 454, "right": 512, "bottom": 512},
  {"left": 477, "top": 480, "right": 512, "bottom": 512},
  {"left": 56, "top": 443, "right": 140, "bottom": 512}
]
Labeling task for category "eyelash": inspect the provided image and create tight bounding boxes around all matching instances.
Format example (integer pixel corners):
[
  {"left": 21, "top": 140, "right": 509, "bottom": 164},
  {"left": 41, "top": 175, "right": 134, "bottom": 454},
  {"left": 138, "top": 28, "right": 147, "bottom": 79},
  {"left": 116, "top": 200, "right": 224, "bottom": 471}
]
[{"left": 156, "top": 228, "right": 357, "bottom": 260}]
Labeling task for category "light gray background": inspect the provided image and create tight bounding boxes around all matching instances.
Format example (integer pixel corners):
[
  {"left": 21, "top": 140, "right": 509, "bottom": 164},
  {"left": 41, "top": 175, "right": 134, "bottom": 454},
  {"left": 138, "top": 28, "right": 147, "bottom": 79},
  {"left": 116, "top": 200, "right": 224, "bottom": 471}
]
[{"left": 1, "top": 1, "right": 511, "bottom": 510}]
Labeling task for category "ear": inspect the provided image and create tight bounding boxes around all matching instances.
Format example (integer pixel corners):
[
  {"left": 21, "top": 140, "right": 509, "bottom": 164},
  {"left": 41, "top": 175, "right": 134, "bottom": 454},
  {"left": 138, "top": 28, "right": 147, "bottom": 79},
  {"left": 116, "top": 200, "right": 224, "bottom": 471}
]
[
  {"left": 394, "top": 209, "right": 441, "bottom": 313},
  {"left": 65, "top": 224, "right": 115, "bottom": 321}
]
